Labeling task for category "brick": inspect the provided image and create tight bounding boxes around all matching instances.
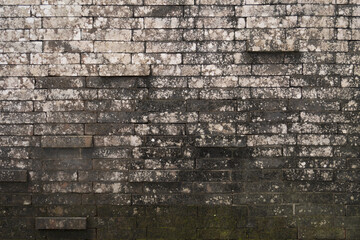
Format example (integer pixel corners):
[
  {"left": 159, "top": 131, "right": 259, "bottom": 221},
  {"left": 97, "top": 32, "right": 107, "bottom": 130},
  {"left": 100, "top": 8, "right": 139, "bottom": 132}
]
[
  {"left": 152, "top": 65, "right": 201, "bottom": 76},
  {"left": 0, "top": 42, "right": 42, "bottom": 53},
  {"left": 0, "top": 53, "right": 30, "bottom": 64},
  {"left": 252, "top": 64, "right": 302, "bottom": 75},
  {"left": 0, "top": 170, "right": 27, "bottom": 182},
  {"left": 0, "top": 113, "right": 46, "bottom": 124},
  {"left": 82, "top": 53, "right": 131, "bottom": 64},
  {"left": 36, "top": 77, "right": 84, "bottom": 88},
  {"left": 247, "top": 16, "right": 297, "bottom": 28},
  {"left": 43, "top": 17, "right": 93, "bottom": 29},
  {"left": 94, "top": 41, "right": 144, "bottom": 53},
  {"left": 0, "top": 0, "right": 40, "bottom": 4},
  {"left": 135, "top": 6, "right": 183, "bottom": 17},
  {"left": 41, "top": 136, "right": 93, "bottom": 148},
  {"left": 41, "top": 0, "right": 93, "bottom": 4},
  {"left": 34, "top": 124, "right": 84, "bottom": 135},
  {"left": 94, "top": 136, "right": 142, "bottom": 147},
  {"left": 144, "top": 0, "right": 194, "bottom": 4},
  {"left": 99, "top": 64, "right": 150, "bottom": 76},
  {"left": 132, "top": 53, "right": 181, "bottom": 65},
  {"left": 35, "top": 217, "right": 86, "bottom": 230},
  {"left": 149, "top": 112, "right": 198, "bottom": 123},
  {"left": 251, "top": 88, "right": 301, "bottom": 99},
  {"left": 247, "top": 39, "right": 299, "bottom": 52},
  {"left": 44, "top": 41, "right": 93, "bottom": 53},
  {"left": 30, "top": 53, "right": 80, "bottom": 65},
  {"left": 287, "top": 28, "right": 334, "bottom": 40},
  {"left": 94, "top": 17, "right": 144, "bottom": 29},
  {"left": 185, "top": 6, "right": 234, "bottom": 17},
  {"left": 48, "top": 64, "right": 98, "bottom": 77},
  {"left": 35, "top": 100, "right": 84, "bottom": 111},
  {"left": 0, "top": 6, "right": 30, "bottom": 17},
  {"left": 236, "top": 5, "right": 285, "bottom": 17},
  {"left": 94, "top": 0, "right": 142, "bottom": 4},
  {"left": 198, "top": 0, "right": 242, "bottom": 3},
  {"left": 30, "top": 29, "right": 81, "bottom": 41},
  {"left": 48, "top": 89, "right": 97, "bottom": 100},
  {"left": 0, "top": 18, "right": 41, "bottom": 29},
  {"left": 239, "top": 76, "right": 289, "bottom": 87},
  {"left": 146, "top": 42, "right": 196, "bottom": 53},
  {"left": 29, "top": 170, "right": 77, "bottom": 182},
  {"left": 298, "top": 16, "right": 335, "bottom": 27},
  {"left": 144, "top": 17, "right": 194, "bottom": 29},
  {"left": 286, "top": 4, "right": 335, "bottom": 16},
  {"left": 82, "top": 29, "right": 132, "bottom": 41},
  {"left": 0, "top": 125, "right": 33, "bottom": 135},
  {"left": 133, "top": 29, "right": 182, "bottom": 41}
]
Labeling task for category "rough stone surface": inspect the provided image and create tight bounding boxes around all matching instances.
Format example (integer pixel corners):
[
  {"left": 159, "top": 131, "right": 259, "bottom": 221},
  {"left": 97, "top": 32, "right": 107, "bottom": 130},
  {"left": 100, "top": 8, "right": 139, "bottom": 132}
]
[{"left": 0, "top": 0, "right": 359, "bottom": 239}]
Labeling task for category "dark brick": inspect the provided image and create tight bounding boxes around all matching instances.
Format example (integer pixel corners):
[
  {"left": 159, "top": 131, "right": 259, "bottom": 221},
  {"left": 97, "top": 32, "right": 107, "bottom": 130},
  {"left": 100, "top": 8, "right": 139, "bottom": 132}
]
[
  {"left": 35, "top": 217, "right": 87, "bottom": 230},
  {"left": 41, "top": 136, "right": 93, "bottom": 148},
  {"left": 0, "top": 170, "right": 27, "bottom": 182}
]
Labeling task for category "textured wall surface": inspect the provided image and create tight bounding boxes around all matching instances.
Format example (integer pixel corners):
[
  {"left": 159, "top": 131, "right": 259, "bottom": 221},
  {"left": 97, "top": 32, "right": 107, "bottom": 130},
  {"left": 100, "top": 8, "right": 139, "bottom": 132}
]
[{"left": 0, "top": 0, "right": 359, "bottom": 239}]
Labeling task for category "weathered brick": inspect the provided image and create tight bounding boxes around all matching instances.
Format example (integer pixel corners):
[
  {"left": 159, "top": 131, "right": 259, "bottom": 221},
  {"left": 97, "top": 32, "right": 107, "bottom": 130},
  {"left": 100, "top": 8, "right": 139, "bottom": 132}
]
[
  {"left": 82, "top": 29, "right": 132, "bottom": 41},
  {"left": 94, "top": 41, "right": 144, "bottom": 53},
  {"left": 147, "top": 42, "right": 196, "bottom": 53},
  {"left": 0, "top": 18, "right": 41, "bottom": 29},
  {"left": 0, "top": 42, "right": 42, "bottom": 53},
  {"left": 144, "top": 0, "right": 194, "bottom": 4},
  {"left": 185, "top": 6, "right": 234, "bottom": 17},
  {"left": 30, "top": 29, "right": 81, "bottom": 41},
  {"left": 31, "top": 53, "right": 80, "bottom": 65},
  {"left": 236, "top": 5, "right": 285, "bottom": 16},
  {"left": 35, "top": 217, "right": 86, "bottom": 230},
  {"left": 43, "top": 17, "right": 93, "bottom": 29},
  {"left": 99, "top": 65, "right": 150, "bottom": 76},
  {"left": 0, "top": 170, "right": 27, "bottom": 182},
  {"left": 133, "top": 29, "right": 183, "bottom": 41},
  {"left": 247, "top": 16, "right": 297, "bottom": 28},
  {"left": 252, "top": 64, "right": 302, "bottom": 75},
  {"left": 44, "top": 41, "right": 93, "bottom": 53},
  {"left": 94, "top": 17, "right": 144, "bottom": 29},
  {"left": 0, "top": 101, "right": 33, "bottom": 112},
  {"left": 145, "top": 17, "right": 194, "bottom": 29},
  {"left": 134, "top": 6, "right": 183, "bottom": 17},
  {"left": 94, "top": 136, "right": 142, "bottom": 147},
  {"left": 41, "top": 136, "right": 93, "bottom": 148},
  {"left": 152, "top": 65, "right": 201, "bottom": 76},
  {"left": 34, "top": 124, "right": 84, "bottom": 135},
  {"left": 0, "top": 6, "right": 30, "bottom": 17},
  {"left": 94, "top": 0, "right": 142, "bottom": 4},
  {"left": 82, "top": 53, "right": 131, "bottom": 64}
]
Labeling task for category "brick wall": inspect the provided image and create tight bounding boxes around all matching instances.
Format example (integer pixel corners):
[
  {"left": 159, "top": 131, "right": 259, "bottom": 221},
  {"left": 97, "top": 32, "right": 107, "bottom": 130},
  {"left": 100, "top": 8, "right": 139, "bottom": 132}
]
[{"left": 0, "top": 0, "right": 359, "bottom": 239}]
